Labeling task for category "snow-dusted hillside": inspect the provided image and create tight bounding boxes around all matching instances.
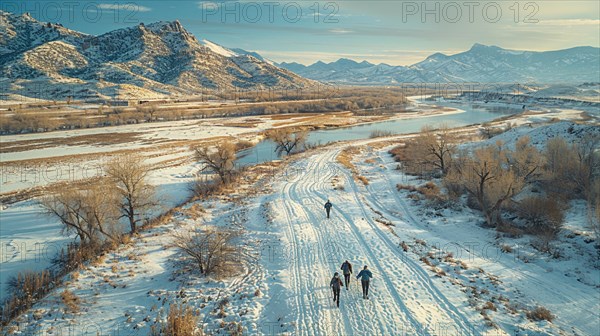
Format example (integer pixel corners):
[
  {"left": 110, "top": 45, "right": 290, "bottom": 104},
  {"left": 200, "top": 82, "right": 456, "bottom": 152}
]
[
  {"left": 0, "top": 11, "right": 315, "bottom": 100},
  {"left": 278, "top": 44, "right": 600, "bottom": 85}
]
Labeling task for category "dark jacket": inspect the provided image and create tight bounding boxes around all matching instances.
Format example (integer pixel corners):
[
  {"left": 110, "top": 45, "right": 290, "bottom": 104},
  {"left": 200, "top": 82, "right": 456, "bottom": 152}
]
[
  {"left": 357, "top": 269, "right": 373, "bottom": 281},
  {"left": 341, "top": 261, "right": 353, "bottom": 275},
  {"left": 324, "top": 201, "right": 332, "bottom": 210},
  {"left": 330, "top": 276, "right": 343, "bottom": 290}
]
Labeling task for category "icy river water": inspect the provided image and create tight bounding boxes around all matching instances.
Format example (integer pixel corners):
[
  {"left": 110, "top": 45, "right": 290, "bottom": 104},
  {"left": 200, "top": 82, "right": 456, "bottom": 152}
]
[{"left": 236, "top": 98, "right": 523, "bottom": 166}]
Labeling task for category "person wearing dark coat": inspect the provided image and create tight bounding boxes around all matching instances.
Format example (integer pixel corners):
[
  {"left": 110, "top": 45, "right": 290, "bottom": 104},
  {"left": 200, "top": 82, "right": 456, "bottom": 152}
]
[
  {"left": 340, "top": 260, "right": 353, "bottom": 289},
  {"left": 356, "top": 265, "right": 373, "bottom": 299},
  {"left": 330, "top": 272, "right": 343, "bottom": 307},
  {"left": 324, "top": 200, "right": 332, "bottom": 219}
]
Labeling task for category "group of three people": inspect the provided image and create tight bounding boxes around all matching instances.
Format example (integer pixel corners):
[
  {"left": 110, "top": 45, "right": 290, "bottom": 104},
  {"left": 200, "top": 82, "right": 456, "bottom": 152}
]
[
  {"left": 330, "top": 260, "right": 373, "bottom": 307},
  {"left": 324, "top": 201, "right": 374, "bottom": 307}
]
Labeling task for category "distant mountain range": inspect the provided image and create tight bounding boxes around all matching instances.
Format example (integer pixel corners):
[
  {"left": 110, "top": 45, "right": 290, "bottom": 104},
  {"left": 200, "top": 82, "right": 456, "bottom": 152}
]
[
  {"left": 277, "top": 43, "right": 600, "bottom": 85},
  {"left": 0, "top": 11, "right": 314, "bottom": 100},
  {"left": 1, "top": 10, "right": 598, "bottom": 101}
]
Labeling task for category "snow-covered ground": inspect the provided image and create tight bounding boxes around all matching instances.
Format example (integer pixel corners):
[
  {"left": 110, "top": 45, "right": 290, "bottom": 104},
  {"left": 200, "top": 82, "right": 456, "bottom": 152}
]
[
  {"left": 1, "top": 108, "right": 436, "bottom": 301},
  {"left": 4, "top": 116, "right": 599, "bottom": 335},
  {"left": 2, "top": 97, "right": 599, "bottom": 334}
]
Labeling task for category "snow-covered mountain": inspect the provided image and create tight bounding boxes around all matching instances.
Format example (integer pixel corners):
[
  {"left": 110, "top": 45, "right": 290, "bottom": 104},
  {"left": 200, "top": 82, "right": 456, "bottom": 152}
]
[
  {"left": 278, "top": 44, "right": 600, "bottom": 84},
  {"left": 0, "top": 11, "right": 314, "bottom": 100}
]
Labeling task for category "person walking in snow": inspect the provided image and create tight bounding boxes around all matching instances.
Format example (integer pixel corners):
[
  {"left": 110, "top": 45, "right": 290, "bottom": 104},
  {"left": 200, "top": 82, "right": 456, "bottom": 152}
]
[
  {"left": 324, "top": 199, "right": 332, "bottom": 219},
  {"left": 356, "top": 265, "right": 373, "bottom": 299},
  {"left": 330, "top": 272, "right": 344, "bottom": 308},
  {"left": 340, "top": 260, "right": 353, "bottom": 289}
]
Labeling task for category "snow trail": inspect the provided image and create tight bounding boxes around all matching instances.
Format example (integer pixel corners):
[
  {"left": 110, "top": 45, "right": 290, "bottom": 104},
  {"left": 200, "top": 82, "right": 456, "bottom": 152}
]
[{"left": 272, "top": 149, "right": 481, "bottom": 335}]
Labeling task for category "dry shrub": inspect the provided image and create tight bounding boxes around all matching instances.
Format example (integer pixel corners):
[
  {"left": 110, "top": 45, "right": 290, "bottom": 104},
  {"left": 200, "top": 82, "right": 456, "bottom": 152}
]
[
  {"left": 516, "top": 196, "right": 564, "bottom": 239},
  {"left": 61, "top": 290, "right": 80, "bottom": 313},
  {"left": 226, "top": 322, "right": 244, "bottom": 336},
  {"left": 369, "top": 129, "right": 393, "bottom": 138},
  {"left": 388, "top": 144, "right": 406, "bottom": 162},
  {"left": 152, "top": 304, "right": 199, "bottom": 336},
  {"left": 417, "top": 181, "right": 443, "bottom": 202},
  {"left": 191, "top": 178, "right": 225, "bottom": 200},
  {"left": 442, "top": 179, "right": 463, "bottom": 201},
  {"left": 171, "top": 227, "right": 239, "bottom": 277},
  {"left": 480, "top": 125, "right": 511, "bottom": 139},
  {"left": 397, "top": 184, "right": 417, "bottom": 192},
  {"left": 400, "top": 241, "right": 409, "bottom": 252},
  {"left": 482, "top": 301, "right": 497, "bottom": 312},
  {"left": 1, "top": 268, "right": 73, "bottom": 325},
  {"left": 420, "top": 256, "right": 432, "bottom": 266},
  {"left": 500, "top": 244, "right": 513, "bottom": 253},
  {"left": 357, "top": 175, "right": 369, "bottom": 186},
  {"left": 408, "top": 193, "right": 421, "bottom": 201},
  {"left": 526, "top": 306, "right": 554, "bottom": 322},
  {"left": 433, "top": 267, "right": 446, "bottom": 276},
  {"left": 496, "top": 222, "right": 524, "bottom": 238},
  {"left": 185, "top": 203, "right": 206, "bottom": 219}
]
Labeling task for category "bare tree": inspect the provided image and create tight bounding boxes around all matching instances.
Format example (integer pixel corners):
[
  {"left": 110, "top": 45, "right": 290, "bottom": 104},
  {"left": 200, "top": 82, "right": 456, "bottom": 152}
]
[
  {"left": 105, "top": 155, "right": 156, "bottom": 233},
  {"left": 83, "top": 184, "right": 120, "bottom": 242},
  {"left": 266, "top": 128, "right": 308, "bottom": 156},
  {"left": 510, "top": 136, "right": 545, "bottom": 183},
  {"left": 418, "top": 125, "right": 456, "bottom": 175},
  {"left": 42, "top": 189, "right": 94, "bottom": 243},
  {"left": 194, "top": 141, "right": 237, "bottom": 184},
  {"left": 41, "top": 184, "right": 119, "bottom": 244},
  {"left": 171, "top": 227, "right": 239, "bottom": 276},
  {"left": 544, "top": 135, "right": 600, "bottom": 198},
  {"left": 445, "top": 140, "right": 542, "bottom": 227},
  {"left": 573, "top": 135, "right": 600, "bottom": 198}
]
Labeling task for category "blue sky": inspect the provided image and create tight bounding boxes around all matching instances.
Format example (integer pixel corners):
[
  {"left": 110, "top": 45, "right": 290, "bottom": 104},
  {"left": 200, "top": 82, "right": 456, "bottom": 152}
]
[{"left": 3, "top": 0, "right": 599, "bottom": 65}]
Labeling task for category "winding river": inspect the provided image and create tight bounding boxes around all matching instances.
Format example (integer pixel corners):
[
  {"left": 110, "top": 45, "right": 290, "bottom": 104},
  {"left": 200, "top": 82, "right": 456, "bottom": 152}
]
[{"left": 236, "top": 98, "right": 523, "bottom": 166}]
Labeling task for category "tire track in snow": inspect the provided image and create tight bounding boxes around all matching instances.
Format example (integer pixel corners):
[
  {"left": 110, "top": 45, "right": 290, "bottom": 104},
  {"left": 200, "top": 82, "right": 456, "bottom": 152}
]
[
  {"left": 281, "top": 150, "right": 422, "bottom": 335},
  {"left": 316, "top": 149, "right": 478, "bottom": 335},
  {"left": 278, "top": 157, "right": 351, "bottom": 336},
  {"left": 334, "top": 149, "right": 478, "bottom": 335},
  {"left": 290, "top": 158, "right": 392, "bottom": 335}
]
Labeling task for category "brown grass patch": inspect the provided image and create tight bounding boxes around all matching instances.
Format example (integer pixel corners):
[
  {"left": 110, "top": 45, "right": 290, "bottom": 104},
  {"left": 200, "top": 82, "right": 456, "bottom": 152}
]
[
  {"left": 61, "top": 290, "right": 80, "bottom": 313},
  {"left": 151, "top": 304, "right": 199, "bottom": 336},
  {"left": 337, "top": 146, "right": 369, "bottom": 186},
  {"left": 526, "top": 306, "right": 554, "bottom": 322},
  {"left": 483, "top": 301, "right": 497, "bottom": 312}
]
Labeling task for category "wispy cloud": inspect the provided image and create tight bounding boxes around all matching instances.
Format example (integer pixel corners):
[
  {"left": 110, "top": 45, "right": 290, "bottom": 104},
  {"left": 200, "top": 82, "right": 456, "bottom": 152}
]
[
  {"left": 329, "top": 28, "right": 353, "bottom": 34},
  {"left": 536, "top": 19, "right": 600, "bottom": 26},
  {"left": 97, "top": 4, "right": 152, "bottom": 12}
]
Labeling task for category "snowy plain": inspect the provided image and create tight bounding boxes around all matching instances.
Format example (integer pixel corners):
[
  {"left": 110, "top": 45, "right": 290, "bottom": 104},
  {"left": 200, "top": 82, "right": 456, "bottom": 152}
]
[{"left": 1, "top": 97, "right": 599, "bottom": 335}]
